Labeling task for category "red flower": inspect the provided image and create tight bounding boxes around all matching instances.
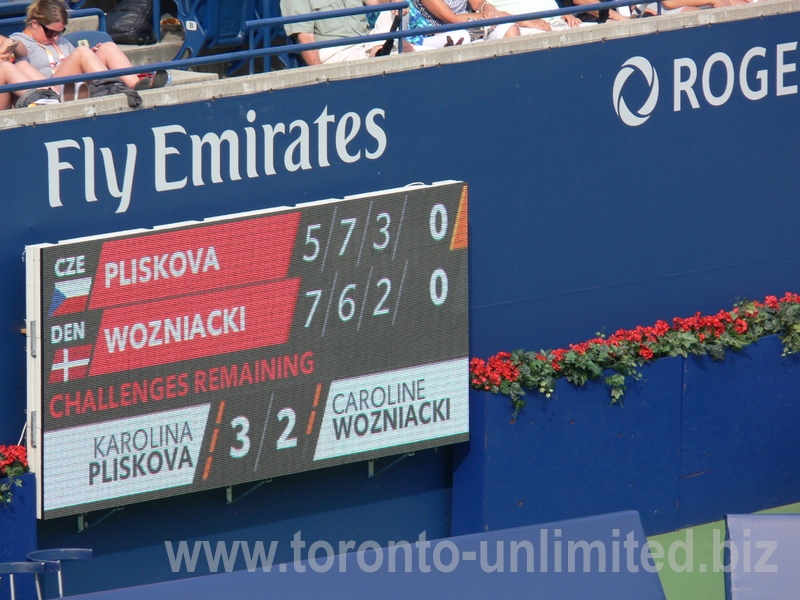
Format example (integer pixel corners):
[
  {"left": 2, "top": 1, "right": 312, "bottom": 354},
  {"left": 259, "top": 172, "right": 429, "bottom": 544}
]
[
  {"left": 469, "top": 290, "right": 800, "bottom": 403},
  {"left": 781, "top": 292, "right": 800, "bottom": 304},
  {"left": 469, "top": 352, "right": 520, "bottom": 390},
  {"left": 0, "top": 444, "right": 28, "bottom": 478}
]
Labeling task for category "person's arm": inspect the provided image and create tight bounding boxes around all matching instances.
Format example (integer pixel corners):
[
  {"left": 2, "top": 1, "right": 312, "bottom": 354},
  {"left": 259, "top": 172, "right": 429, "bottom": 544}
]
[
  {"left": 420, "top": 0, "right": 489, "bottom": 23},
  {"left": 0, "top": 35, "right": 15, "bottom": 61},
  {"left": 662, "top": 0, "right": 737, "bottom": 8},
  {"left": 281, "top": 0, "right": 323, "bottom": 65},
  {"left": 470, "top": 0, "right": 498, "bottom": 18},
  {"left": 514, "top": 17, "right": 552, "bottom": 30},
  {"left": 469, "top": 1, "right": 516, "bottom": 24},
  {"left": 8, "top": 34, "right": 29, "bottom": 59},
  {"left": 295, "top": 32, "right": 322, "bottom": 66}
]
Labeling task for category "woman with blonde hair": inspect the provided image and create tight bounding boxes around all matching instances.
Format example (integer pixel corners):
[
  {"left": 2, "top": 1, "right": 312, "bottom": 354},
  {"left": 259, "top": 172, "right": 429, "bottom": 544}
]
[{"left": 10, "top": 0, "right": 166, "bottom": 95}]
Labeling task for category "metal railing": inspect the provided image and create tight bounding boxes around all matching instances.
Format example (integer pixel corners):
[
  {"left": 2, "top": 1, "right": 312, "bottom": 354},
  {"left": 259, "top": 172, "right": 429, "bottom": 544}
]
[
  {"left": 244, "top": 1, "right": 407, "bottom": 73},
  {"left": 0, "top": 0, "right": 659, "bottom": 96}
]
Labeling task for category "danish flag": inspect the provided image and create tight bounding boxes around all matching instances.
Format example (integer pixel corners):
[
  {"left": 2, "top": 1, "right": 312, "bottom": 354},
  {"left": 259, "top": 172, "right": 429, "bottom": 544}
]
[{"left": 49, "top": 345, "right": 93, "bottom": 383}]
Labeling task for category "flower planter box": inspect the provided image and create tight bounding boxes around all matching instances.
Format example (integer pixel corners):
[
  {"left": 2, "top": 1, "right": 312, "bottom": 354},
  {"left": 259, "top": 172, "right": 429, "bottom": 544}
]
[
  {"left": 1, "top": 472, "right": 37, "bottom": 600},
  {"left": 453, "top": 336, "right": 800, "bottom": 537}
]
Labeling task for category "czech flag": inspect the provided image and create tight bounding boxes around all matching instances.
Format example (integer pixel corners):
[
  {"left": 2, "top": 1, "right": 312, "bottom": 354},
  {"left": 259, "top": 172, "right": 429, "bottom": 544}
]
[
  {"left": 49, "top": 277, "right": 92, "bottom": 317},
  {"left": 49, "top": 345, "right": 93, "bottom": 383}
]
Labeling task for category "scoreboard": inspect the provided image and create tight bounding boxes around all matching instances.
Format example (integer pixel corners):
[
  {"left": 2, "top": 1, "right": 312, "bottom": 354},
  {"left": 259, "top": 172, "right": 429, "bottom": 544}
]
[{"left": 25, "top": 182, "right": 469, "bottom": 519}]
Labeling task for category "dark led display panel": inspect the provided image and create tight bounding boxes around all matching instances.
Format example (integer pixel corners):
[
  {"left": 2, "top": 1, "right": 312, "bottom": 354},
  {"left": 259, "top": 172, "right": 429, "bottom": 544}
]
[{"left": 26, "top": 182, "right": 469, "bottom": 519}]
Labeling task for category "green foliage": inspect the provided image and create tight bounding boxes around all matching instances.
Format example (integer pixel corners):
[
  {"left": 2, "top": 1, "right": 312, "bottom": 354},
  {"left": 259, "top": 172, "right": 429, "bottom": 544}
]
[
  {"left": 0, "top": 476, "right": 23, "bottom": 507},
  {"left": 470, "top": 293, "right": 800, "bottom": 413}
]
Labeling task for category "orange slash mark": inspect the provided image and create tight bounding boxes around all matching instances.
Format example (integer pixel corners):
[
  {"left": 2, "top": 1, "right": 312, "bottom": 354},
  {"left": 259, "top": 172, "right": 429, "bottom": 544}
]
[
  {"left": 450, "top": 185, "right": 469, "bottom": 250},
  {"left": 307, "top": 383, "right": 323, "bottom": 434},
  {"left": 202, "top": 455, "right": 213, "bottom": 480},
  {"left": 215, "top": 401, "right": 226, "bottom": 424},
  {"left": 307, "top": 411, "right": 317, "bottom": 435},
  {"left": 313, "top": 383, "right": 322, "bottom": 407},
  {"left": 209, "top": 428, "right": 220, "bottom": 453}
]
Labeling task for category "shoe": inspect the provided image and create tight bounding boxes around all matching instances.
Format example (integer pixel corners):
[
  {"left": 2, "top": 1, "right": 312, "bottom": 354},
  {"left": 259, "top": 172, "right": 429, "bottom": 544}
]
[
  {"left": 15, "top": 88, "right": 61, "bottom": 108},
  {"left": 133, "top": 70, "right": 169, "bottom": 91}
]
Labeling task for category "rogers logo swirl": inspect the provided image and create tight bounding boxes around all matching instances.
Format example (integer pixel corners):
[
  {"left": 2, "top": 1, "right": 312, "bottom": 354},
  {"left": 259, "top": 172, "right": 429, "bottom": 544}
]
[{"left": 613, "top": 57, "right": 660, "bottom": 127}]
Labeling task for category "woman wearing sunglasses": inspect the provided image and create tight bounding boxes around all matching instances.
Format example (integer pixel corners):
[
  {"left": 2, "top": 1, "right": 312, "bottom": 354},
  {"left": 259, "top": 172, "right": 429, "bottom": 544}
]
[{"left": 9, "top": 0, "right": 166, "bottom": 97}]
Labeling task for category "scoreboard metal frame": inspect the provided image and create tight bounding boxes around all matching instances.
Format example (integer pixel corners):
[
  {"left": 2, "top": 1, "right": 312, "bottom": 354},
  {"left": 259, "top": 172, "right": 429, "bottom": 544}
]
[{"left": 25, "top": 182, "right": 470, "bottom": 519}]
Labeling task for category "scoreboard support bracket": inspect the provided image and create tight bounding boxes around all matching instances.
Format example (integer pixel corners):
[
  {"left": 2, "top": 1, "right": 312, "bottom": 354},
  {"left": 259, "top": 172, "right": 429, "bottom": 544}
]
[
  {"left": 77, "top": 506, "right": 124, "bottom": 533},
  {"left": 225, "top": 479, "right": 272, "bottom": 506},
  {"left": 367, "top": 452, "right": 415, "bottom": 479}
]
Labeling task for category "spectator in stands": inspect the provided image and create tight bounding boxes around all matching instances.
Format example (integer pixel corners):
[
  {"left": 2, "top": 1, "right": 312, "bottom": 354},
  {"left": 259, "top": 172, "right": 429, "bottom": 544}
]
[
  {"left": 281, "top": 0, "right": 415, "bottom": 65},
  {"left": 403, "top": 1, "right": 472, "bottom": 48},
  {"left": 0, "top": 34, "right": 62, "bottom": 108},
  {"left": 10, "top": 0, "right": 167, "bottom": 93},
  {"left": 633, "top": 0, "right": 749, "bottom": 15},
  {"left": 403, "top": 0, "right": 472, "bottom": 50},
  {"left": 560, "top": 0, "right": 630, "bottom": 21},
  {"left": 557, "top": 0, "right": 628, "bottom": 22},
  {"left": 488, "top": 0, "right": 582, "bottom": 31},
  {"left": 486, "top": 0, "right": 627, "bottom": 32},
  {"left": 657, "top": 0, "right": 750, "bottom": 11},
  {"left": 413, "top": 0, "right": 521, "bottom": 40}
]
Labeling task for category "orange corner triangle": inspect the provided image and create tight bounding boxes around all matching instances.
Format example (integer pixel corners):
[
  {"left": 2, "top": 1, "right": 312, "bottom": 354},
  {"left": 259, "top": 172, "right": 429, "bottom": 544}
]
[{"left": 450, "top": 185, "right": 469, "bottom": 250}]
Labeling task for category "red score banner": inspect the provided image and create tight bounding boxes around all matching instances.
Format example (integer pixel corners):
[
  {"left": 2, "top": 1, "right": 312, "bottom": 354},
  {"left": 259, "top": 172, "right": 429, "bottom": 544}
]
[
  {"left": 89, "top": 279, "right": 301, "bottom": 376},
  {"left": 89, "top": 212, "right": 300, "bottom": 309}
]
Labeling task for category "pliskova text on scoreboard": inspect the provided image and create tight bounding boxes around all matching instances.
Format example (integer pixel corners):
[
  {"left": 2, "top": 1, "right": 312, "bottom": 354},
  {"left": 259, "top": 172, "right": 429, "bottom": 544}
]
[{"left": 25, "top": 181, "right": 470, "bottom": 519}]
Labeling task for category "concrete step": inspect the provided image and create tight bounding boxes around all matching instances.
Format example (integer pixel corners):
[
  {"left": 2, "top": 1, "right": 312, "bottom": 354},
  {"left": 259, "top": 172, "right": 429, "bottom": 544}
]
[{"left": 117, "top": 31, "right": 184, "bottom": 67}]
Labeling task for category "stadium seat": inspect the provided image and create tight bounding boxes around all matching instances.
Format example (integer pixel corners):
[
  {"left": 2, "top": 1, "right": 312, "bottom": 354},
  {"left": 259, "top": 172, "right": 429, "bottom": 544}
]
[
  {"left": 724, "top": 514, "right": 800, "bottom": 600},
  {"left": 0, "top": 561, "right": 59, "bottom": 600},
  {"left": 63, "top": 30, "right": 113, "bottom": 49},
  {"left": 172, "top": 0, "right": 255, "bottom": 60},
  {"left": 0, "top": 1, "right": 28, "bottom": 37},
  {"left": 0, "top": 2, "right": 30, "bottom": 19},
  {"left": 171, "top": 0, "right": 293, "bottom": 73},
  {"left": 26, "top": 548, "right": 92, "bottom": 599},
  {"left": 0, "top": 4, "right": 105, "bottom": 38},
  {"left": 0, "top": 1, "right": 84, "bottom": 19}
]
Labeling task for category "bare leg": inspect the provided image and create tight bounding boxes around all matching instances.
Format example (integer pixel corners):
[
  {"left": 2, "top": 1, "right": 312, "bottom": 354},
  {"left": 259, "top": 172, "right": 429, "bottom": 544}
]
[
  {"left": 0, "top": 61, "right": 40, "bottom": 109},
  {"left": 53, "top": 45, "right": 139, "bottom": 89},
  {"left": 15, "top": 60, "right": 45, "bottom": 81},
  {"left": 517, "top": 19, "right": 552, "bottom": 30},
  {"left": 92, "top": 42, "right": 139, "bottom": 88}
]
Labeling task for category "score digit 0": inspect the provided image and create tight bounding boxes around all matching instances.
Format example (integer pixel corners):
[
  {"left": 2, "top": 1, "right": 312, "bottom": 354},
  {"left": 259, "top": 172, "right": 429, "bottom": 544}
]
[{"left": 430, "top": 204, "right": 449, "bottom": 306}]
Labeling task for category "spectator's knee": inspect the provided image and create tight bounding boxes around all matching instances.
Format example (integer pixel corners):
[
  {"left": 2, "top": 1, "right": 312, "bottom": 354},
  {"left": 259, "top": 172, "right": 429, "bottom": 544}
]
[{"left": 71, "top": 45, "right": 93, "bottom": 58}]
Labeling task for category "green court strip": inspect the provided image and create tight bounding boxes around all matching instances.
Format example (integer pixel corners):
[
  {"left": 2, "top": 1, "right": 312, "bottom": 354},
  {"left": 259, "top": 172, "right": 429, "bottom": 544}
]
[{"left": 650, "top": 502, "right": 800, "bottom": 600}]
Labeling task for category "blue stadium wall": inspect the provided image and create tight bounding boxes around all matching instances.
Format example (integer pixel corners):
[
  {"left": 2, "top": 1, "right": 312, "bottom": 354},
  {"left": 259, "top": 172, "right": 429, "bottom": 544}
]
[{"left": 0, "top": 6, "right": 799, "bottom": 594}]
